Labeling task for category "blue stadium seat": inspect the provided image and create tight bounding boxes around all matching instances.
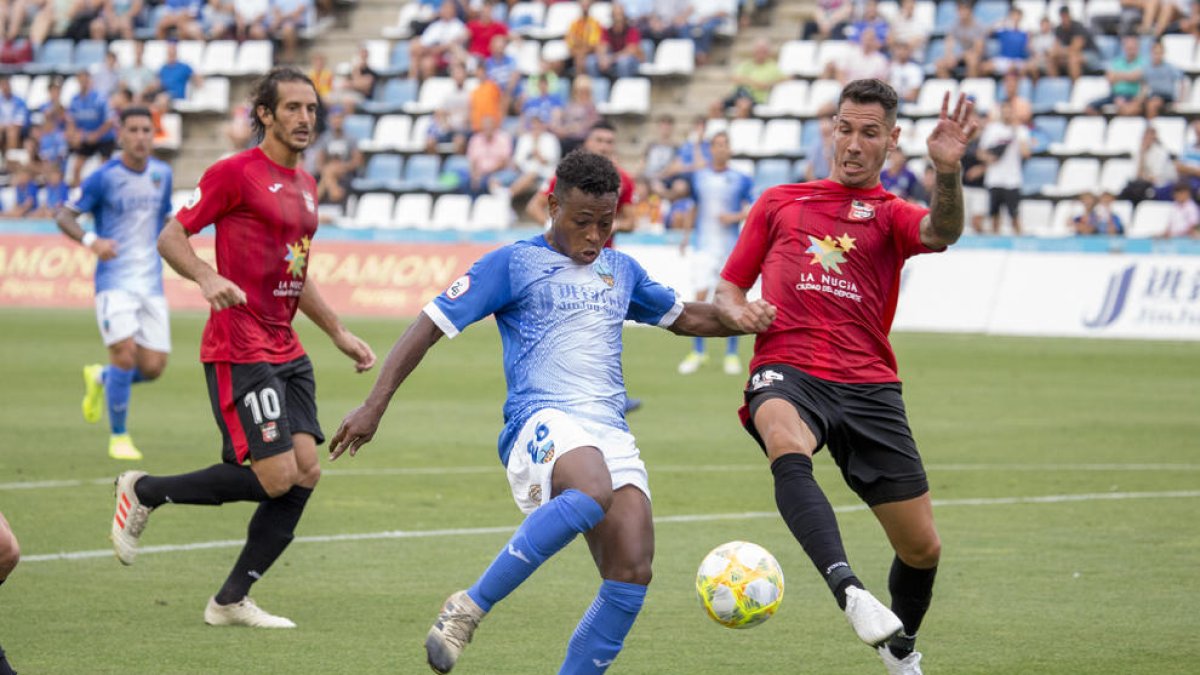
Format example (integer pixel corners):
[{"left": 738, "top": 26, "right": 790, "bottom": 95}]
[
  {"left": 801, "top": 119, "right": 821, "bottom": 152},
  {"left": 641, "top": 39, "right": 656, "bottom": 63},
  {"left": 996, "top": 76, "right": 1033, "bottom": 104},
  {"left": 29, "top": 39, "right": 73, "bottom": 75},
  {"left": 361, "top": 78, "right": 418, "bottom": 115},
  {"left": 387, "top": 41, "right": 411, "bottom": 76},
  {"left": 1022, "top": 157, "right": 1060, "bottom": 196},
  {"left": 1032, "top": 78, "right": 1071, "bottom": 114},
  {"left": 792, "top": 159, "right": 809, "bottom": 181},
  {"left": 934, "top": 1, "right": 957, "bottom": 34},
  {"left": 755, "top": 159, "right": 792, "bottom": 194},
  {"left": 591, "top": 76, "right": 610, "bottom": 105},
  {"left": 1031, "top": 116, "right": 1067, "bottom": 150},
  {"left": 73, "top": 40, "right": 107, "bottom": 70},
  {"left": 923, "top": 39, "right": 945, "bottom": 73},
  {"left": 403, "top": 154, "right": 442, "bottom": 191},
  {"left": 352, "top": 153, "right": 404, "bottom": 192},
  {"left": 974, "top": 1, "right": 1008, "bottom": 27},
  {"left": 343, "top": 114, "right": 375, "bottom": 143},
  {"left": 441, "top": 154, "right": 471, "bottom": 192},
  {"left": 1094, "top": 35, "right": 1119, "bottom": 61}
]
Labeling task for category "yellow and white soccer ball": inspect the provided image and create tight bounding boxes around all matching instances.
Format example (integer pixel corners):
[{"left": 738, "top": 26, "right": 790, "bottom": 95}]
[{"left": 695, "top": 541, "right": 785, "bottom": 629}]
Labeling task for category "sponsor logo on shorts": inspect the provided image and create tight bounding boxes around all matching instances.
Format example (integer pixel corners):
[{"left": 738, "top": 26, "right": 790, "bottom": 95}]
[
  {"left": 750, "top": 369, "right": 784, "bottom": 390},
  {"left": 446, "top": 275, "right": 470, "bottom": 300},
  {"left": 528, "top": 484, "right": 542, "bottom": 505},
  {"left": 261, "top": 421, "right": 279, "bottom": 443}
]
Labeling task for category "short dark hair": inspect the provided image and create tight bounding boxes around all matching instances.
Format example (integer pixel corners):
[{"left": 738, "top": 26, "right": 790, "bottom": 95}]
[
  {"left": 553, "top": 150, "right": 620, "bottom": 199},
  {"left": 119, "top": 106, "right": 153, "bottom": 125},
  {"left": 249, "top": 66, "right": 318, "bottom": 142},
  {"left": 837, "top": 78, "right": 900, "bottom": 125},
  {"left": 588, "top": 120, "right": 616, "bottom": 136}
]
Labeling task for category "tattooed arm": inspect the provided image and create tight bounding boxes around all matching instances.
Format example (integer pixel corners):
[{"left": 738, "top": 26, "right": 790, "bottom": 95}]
[{"left": 920, "top": 93, "right": 981, "bottom": 250}]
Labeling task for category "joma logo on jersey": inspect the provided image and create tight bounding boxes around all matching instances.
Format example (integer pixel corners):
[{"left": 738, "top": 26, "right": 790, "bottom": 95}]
[{"left": 284, "top": 236, "right": 311, "bottom": 278}]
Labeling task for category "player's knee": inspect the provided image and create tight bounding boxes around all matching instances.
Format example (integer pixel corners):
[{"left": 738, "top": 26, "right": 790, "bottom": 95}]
[
  {"left": 139, "top": 363, "right": 166, "bottom": 381},
  {"left": 257, "top": 469, "right": 297, "bottom": 499},
  {"left": 899, "top": 535, "right": 941, "bottom": 569},
  {"left": 109, "top": 348, "right": 137, "bottom": 370},
  {"left": 0, "top": 534, "right": 19, "bottom": 579},
  {"left": 576, "top": 482, "right": 613, "bottom": 514},
  {"left": 297, "top": 463, "right": 321, "bottom": 489},
  {"left": 604, "top": 560, "right": 652, "bottom": 586}
]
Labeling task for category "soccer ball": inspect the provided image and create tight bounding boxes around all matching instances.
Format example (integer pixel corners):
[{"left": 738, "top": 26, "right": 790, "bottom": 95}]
[{"left": 695, "top": 541, "right": 785, "bottom": 629}]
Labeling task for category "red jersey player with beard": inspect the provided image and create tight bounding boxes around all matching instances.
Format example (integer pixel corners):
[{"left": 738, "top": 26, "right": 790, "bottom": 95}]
[
  {"left": 715, "top": 79, "right": 979, "bottom": 675},
  {"left": 108, "top": 67, "right": 376, "bottom": 628}
]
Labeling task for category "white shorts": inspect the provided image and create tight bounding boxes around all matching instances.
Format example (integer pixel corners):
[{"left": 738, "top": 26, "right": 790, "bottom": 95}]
[
  {"left": 688, "top": 249, "right": 722, "bottom": 297},
  {"left": 95, "top": 289, "right": 171, "bottom": 352},
  {"left": 963, "top": 186, "right": 989, "bottom": 218},
  {"left": 505, "top": 408, "right": 650, "bottom": 515}
]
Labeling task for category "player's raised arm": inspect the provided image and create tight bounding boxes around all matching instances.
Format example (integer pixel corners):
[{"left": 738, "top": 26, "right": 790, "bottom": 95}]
[
  {"left": 329, "top": 313, "right": 444, "bottom": 460},
  {"left": 297, "top": 279, "right": 376, "bottom": 372},
  {"left": 157, "top": 218, "right": 247, "bottom": 310},
  {"left": 920, "top": 92, "right": 980, "bottom": 250}
]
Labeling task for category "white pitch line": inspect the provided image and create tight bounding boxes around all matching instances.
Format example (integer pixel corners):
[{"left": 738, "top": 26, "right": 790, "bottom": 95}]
[
  {"left": 21, "top": 489, "right": 1200, "bottom": 564},
  {"left": 3, "top": 462, "right": 1198, "bottom": 492}
]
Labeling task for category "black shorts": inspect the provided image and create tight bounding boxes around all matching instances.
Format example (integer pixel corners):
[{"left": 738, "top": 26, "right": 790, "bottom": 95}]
[
  {"left": 988, "top": 187, "right": 1020, "bottom": 218},
  {"left": 204, "top": 355, "right": 324, "bottom": 465},
  {"left": 73, "top": 138, "right": 116, "bottom": 158},
  {"left": 742, "top": 364, "right": 928, "bottom": 506}
]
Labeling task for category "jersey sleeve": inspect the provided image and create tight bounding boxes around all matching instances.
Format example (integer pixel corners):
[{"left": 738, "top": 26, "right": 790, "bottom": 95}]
[
  {"left": 67, "top": 169, "right": 104, "bottom": 216},
  {"left": 423, "top": 246, "right": 515, "bottom": 339},
  {"left": 159, "top": 168, "right": 174, "bottom": 227},
  {"left": 175, "top": 159, "right": 241, "bottom": 234},
  {"left": 624, "top": 255, "right": 683, "bottom": 327},
  {"left": 890, "top": 198, "right": 934, "bottom": 258},
  {"left": 739, "top": 173, "right": 755, "bottom": 205},
  {"left": 721, "top": 189, "right": 773, "bottom": 288}
]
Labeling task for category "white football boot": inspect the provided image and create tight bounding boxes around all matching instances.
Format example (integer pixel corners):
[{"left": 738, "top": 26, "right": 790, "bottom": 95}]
[
  {"left": 425, "top": 590, "right": 487, "bottom": 674},
  {"left": 878, "top": 645, "right": 924, "bottom": 675},
  {"left": 110, "top": 470, "right": 152, "bottom": 565},
  {"left": 844, "top": 586, "right": 904, "bottom": 647},
  {"left": 204, "top": 597, "right": 296, "bottom": 628}
]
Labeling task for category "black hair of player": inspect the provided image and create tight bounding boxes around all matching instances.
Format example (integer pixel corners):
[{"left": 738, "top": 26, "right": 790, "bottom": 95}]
[
  {"left": 837, "top": 78, "right": 900, "bottom": 126},
  {"left": 553, "top": 150, "right": 620, "bottom": 200},
  {"left": 119, "top": 106, "right": 153, "bottom": 125},
  {"left": 589, "top": 119, "right": 616, "bottom": 136},
  {"left": 249, "top": 66, "right": 319, "bottom": 142}
]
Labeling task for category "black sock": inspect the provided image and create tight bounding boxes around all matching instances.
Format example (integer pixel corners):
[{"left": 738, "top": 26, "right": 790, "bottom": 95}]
[
  {"left": 135, "top": 463, "right": 270, "bottom": 508},
  {"left": 887, "top": 555, "right": 938, "bottom": 658},
  {"left": 214, "top": 485, "right": 313, "bottom": 605},
  {"left": 0, "top": 641, "right": 14, "bottom": 675},
  {"left": 772, "top": 454, "right": 862, "bottom": 609}
]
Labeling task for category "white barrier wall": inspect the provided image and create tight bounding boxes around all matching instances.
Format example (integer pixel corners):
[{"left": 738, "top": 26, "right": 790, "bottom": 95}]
[{"left": 623, "top": 246, "right": 1200, "bottom": 341}]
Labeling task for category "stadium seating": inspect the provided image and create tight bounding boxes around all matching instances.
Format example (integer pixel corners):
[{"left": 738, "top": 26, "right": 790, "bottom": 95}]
[
  {"left": 1130, "top": 200, "right": 1173, "bottom": 237},
  {"left": 393, "top": 192, "right": 435, "bottom": 229}
]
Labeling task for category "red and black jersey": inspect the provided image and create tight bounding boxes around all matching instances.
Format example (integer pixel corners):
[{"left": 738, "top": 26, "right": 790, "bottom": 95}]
[
  {"left": 722, "top": 179, "right": 937, "bottom": 384},
  {"left": 176, "top": 147, "right": 319, "bottom": 364}
]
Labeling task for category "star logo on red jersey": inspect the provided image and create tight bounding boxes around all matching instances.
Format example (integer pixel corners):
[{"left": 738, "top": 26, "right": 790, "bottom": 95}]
[
  {"left": 806, "top": 234, "right": 855, "bottom": 273},
  {"left": 284, "top": 236, "right": 311, "bottom": 278}
]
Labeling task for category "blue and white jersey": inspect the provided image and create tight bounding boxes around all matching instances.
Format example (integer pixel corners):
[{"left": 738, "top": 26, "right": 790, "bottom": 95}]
[
  {"left": 689, "top": 167, "right": 754, "bottom": 259},
  {"left": 425, "top": 235, "right": 684, "bottom": 464},
  {"left": 69, "top": 157, "right": 173, "bottom": 295}
]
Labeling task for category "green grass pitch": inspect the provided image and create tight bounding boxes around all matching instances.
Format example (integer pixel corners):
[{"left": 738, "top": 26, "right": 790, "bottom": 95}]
[{"left": 0, "top": 307, "right": 1197, "bottom": 674}]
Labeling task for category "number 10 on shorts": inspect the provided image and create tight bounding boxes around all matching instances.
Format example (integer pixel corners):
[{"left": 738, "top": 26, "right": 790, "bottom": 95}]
[{"left": 244, "top": 387, "right": 281, "bottom": 442}]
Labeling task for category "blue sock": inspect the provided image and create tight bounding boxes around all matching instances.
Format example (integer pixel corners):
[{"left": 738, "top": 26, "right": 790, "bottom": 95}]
[
  {"left": 692, "top": 336, "right": 704, "bottom": 354},
  {"left": 467, "top": 489, "right": 605, "bottom": 612},
  {"left": 559, "top": 580, "right": 648, "bottom": 674},
  {"left": 131, "top": 369, "right": 147, "bottom": 384},
  {"left": 104, "top": 365, "right": 135, "bottom": 435},
  {"left": 726, "top": 336, "right": 739, "bottom": 355}
]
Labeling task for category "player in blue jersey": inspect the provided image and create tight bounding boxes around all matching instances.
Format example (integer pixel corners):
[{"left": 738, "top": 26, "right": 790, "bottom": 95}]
[
  {"left": 675, "top": 132, "right": 756, "bottom": 377},
  {"left": 56, "top": 107, "right": 174, "bottom": 461},
  {"left": 329, "top": 150, "right": 776, "bottom": 674}
]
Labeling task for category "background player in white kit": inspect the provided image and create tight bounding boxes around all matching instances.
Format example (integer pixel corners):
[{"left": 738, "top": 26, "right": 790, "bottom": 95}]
[
  {"left": 676, "top": 131, "right": 755, "bottom": 376},
  {"left": 56, "top": 107, "right": 174, "bottom": 461}
]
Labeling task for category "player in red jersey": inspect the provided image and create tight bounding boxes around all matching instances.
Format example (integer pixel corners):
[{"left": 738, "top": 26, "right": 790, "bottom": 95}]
[
  {"left": 107, "top": 67, "right": 376, "bottom": 628},
  {"left": 0, "top": 510, "right": 18, "bottom": 675},
  {"left": 715, "top": 79, "right": 978, "bottom": 674}
]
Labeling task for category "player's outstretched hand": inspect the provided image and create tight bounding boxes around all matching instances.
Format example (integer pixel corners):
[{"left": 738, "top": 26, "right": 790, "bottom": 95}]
[
  {"left": 90, "top": 237, "right": 118, "bottom": 261},
  {"left": 926, "top": 92, "right": 979, "bottom": 173},
  {"left": 329, "top": 404, "right": 382, "bottom": 461},
  {"left": 731, "top": 299, "right": 777, "bottom": 333},
  {"left": 199, "top": 273, "right": 247, "bottom": 311},
  {"left": 333, "top": 328, "right": 377, "bottom": 372}
]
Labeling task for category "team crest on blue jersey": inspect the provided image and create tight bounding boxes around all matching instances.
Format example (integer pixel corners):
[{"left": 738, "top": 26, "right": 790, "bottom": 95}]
[
  {"left": 594, "top": 260, "right": 614, "bottom": 287},
  {"left": 849, "top": 200, "right": 875, "bottom": 220},
  {"left": 150, "top": 171, "right": 163, "bottom": 189}
]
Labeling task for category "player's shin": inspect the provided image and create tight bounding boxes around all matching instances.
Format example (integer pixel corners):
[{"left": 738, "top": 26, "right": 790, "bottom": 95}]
[
  {"left": 559, "top": 580, "right": 647, "bottom": 675},
  {"left": 466, "top": 489, "right": 605, "bottom": 611},
  {"left": 104, "top": 364, "right": 135, "bottom": 434},
  {"left": 215, "top": 485, "right": 313, "bottom": 605},
  {"left": 135, "top": 463, "right": 270, "bottom": 507},
  {"left": 771, "top": 454, "right": 862, "bottom": 608},
  {"left": 886, "top": 555, "right": 937, "bottom": 658}
]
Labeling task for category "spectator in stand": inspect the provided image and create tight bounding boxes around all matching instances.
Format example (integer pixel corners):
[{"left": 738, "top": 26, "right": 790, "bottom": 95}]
[
  {"left": 482, "top": 35, "right": 519, "bottom": 113},
  {"left": 802, "top": 0, "right": 853, "bottom": 40},
  {"left": 643, "top": 113, "right": 679, "bottom": 191},
  {"left": 509, "top": 113, "right": 561, "bottom": 200},
  {"left": 466, "top": 0, "right": 507, "bottom": 61},
  {"left": 978, "top": 100, "right": 1031, "bottom": 234},
  {"left": 62, "top": 0, "right": 107, "bottom": 42},
  {"left": 2, "top": 163, "right": 36, "bottom": 217},
  {"left": 34, "top": 78, "right": 66, "bottom": 130},
  {"left": 3, "top": 0, "right": 53, "bottom": 47},
  {"left": 202, "top": 0, "right": 237, "bottom": 39},
  {"left": 830, "top": 27, "right": 890, "bottom": 83},
  {"left": 119, "top": 41, "right": 156, "bottom": 99},
  {"left": 156, "top": 0, "right": 204, "bottom": 39},
  {"left": 668, "top": 114, "right": 712, "bottom": 176},
  {"left": 690, "top": 0, "right": 733, "bottom": 66},
  {"left": 936, "top": 0, "right": 987, "bottom": 79},
  {"left": 65, "top": 69, "right": 116, "bottom": 186},
  {"left": 1086, "top": 35, "right": 1145, "bottom": 116},
  {"left": 986, "top": 7, "right": 1031, "bottom": 77},
  {"left": 470, "top": 62, "right": 504, "bottom": 133},
  {"left": 157, "top": 41, "right": 202, "bottom": 103},
  {"left": 803, "top": 114, "right": 834, "bottom": 181},
  {"left": 888, "top": 40, "right": 924, "bottom": 104},
  {"left": 266, "top": 0, "right": 312, "bottom": 64},
  {"left": 566, "top": 0, "right": 605, "bottom": 76},
  {"left": 1028, "top": 16, "right": 1057, "bottom": 76},
  {"left": 1071, "top": 191, "right": 1125, "bottom": 235},
  {"left": 409, "top": 1, "right": 468, "bottom": 81},
  {"left": 889, "top": 0, "right": 927, "bottom": 55},
  {"left": 31, "top": 162, "right": 68, "bottom": 217},
  {"left": 312, "top": 107, "right": 363, "bottom": 207},
  {"left": 0, "top": 74, "right": 29, "bottom": 154},
  {"left": 308, "top": 52, "right": 334, "bottom": 101},
  {"left": 521, "top": 73, "right": 565, "bottom": 127},
  {"left": 846, "top": 0, "right": 889, "bottom": 45},
  {"left": 725, "top": 38, "right": 786, "bottom": 113},
  {"left": 1161, "top": 181, "right": 1200, "bottom": 237},
  {"left": 1048, "top": 6, "right": 1100, "bottom": 81},
  {"left": 236, "top": 0, "right": 270, "bottom": 40},
  {"left": 1121, "top": 126, "right": 1177, "bottom": 204},
  {"left": 641, "top": 0, "right": 693, "bottom": 44},
  {"left": 553, "top": 74, "right": 601, "bottom": 155},
  {"left": 881, "top": 150, "right": 920, "bottom": 201},
  {"left": 631, "top": 175, "right": 663, "bottom": 230},
  {"left": 997, "top": 70, "right": 1032, "bottom": 125},
  {"left": 90, "top": 50, "right": 120, "bottom": 100},
  {"left": 90, "top": 0, "right": 142, "bottom": 40},
  {"left": 588, "top": 2, "right": 643, "bottom": 79},
  {"left": 222, "top": 102, "right": 253, "bottom": 151},
  {"left": 959, "top": 100, "right": 989, "bottom": 232},
  {"left": 465, "top": 113, "right": 514, "bottom": 197},
  {"left": 1142, "top": 41, "right": 1186, "bottom": 119},
  {"left": 347, "top": 45, "right": 379, "bottom": 101}
]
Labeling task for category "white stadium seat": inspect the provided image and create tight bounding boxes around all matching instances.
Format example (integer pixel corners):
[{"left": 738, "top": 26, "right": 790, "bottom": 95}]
[
  {"left": 1129, "top": 200, "right": 1173, "bottom": 237},
  {"left": 755, "top": 80, "right": 809, "bottom": 117},
  {"left": 353, "top": 193, "right": 394, "bottom": 229},
  {"left": 1041, "top": 158, "right": 1100, "bottom": 197},
  {"left": 778, "top": 41, "right": 817, "bottom": 78},
  {"left": 1162, "top": 34, "right": 1197, "bottom": 72},
  {"left": 529, "top": 1, "right": 581, "bottom": 39},
  {"left": 154, "top": 113, "right": 182, "bottom": 151},
  {"left": 1050, "top": 116, "right": 1106, "bottom": 155},
  {"left": 360, "top": 114, "right": 412, "bottom": 153},
  {"left": 958, "top": 78, "right": 996, "bottom": 114},
  {"left": 905, "top": 79, "right": 958, "bottom": 116},
  {"left": 596, "top": 77, "right": 650, "bottom": 115},
  {"left": 728, "top": 118, "right": 763, "bottom": 156},
  {"left": 1103, "top": 117, "right": 1146, "bottom": 156},
  {"left": 801, "top": 79, "right": 843, "bottom": 116},
  {"left": 173, "top": 77, "right": 230, "bottom": 114},
  {"left": 1100, "top": 159, "right": 1135, "bottom": 195},
  {"left": 237, "top": 41, "right": 273, "bottom": 75},
  {"left": 468, "top": 194, "right": 512, "bottom": 230},
  {"left": 1150, "top": 116, "right": 1187, "bottom": 156},
  {"left": 1018, "top": 199, "right": 1055, "bottom": 237},
  {"left": 1056, "top": 76, "right": 1109, "bottom": 113},
  {"left": 640, "top": 39, "right": 695, "bottom": 76},
  {"left": 431, "top": 194, "right": 472, "bottom": 230},
  {"left": 763, "top": 119, "right": 803, "bottom": 157},
  {"left": 200, "top": 40, "right": 237, "bottom": 76},
  {"left": 393, "top": 193, "right": 434, "bottom": 229}
]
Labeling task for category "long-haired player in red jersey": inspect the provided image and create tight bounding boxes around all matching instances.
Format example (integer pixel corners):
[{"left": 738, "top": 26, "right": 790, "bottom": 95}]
[
  {"left": 715, "top": 79, "right": 978, "bottom": 674},
  {"left": 107, "top": 67, "right": 377, "bottom": 628}
]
